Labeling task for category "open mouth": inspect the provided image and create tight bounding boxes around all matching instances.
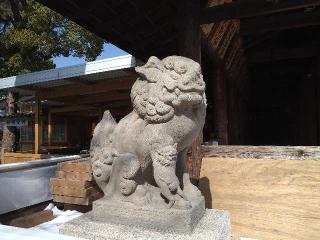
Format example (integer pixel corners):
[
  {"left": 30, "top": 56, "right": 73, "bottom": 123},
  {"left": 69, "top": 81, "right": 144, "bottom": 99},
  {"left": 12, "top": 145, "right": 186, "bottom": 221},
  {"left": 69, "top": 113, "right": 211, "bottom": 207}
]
[
  {"left": 161, "top": 86, "right": 204, "bottom": 106},
  {"left": 177, "top": 92, "right": 203, "bottom": 105}
]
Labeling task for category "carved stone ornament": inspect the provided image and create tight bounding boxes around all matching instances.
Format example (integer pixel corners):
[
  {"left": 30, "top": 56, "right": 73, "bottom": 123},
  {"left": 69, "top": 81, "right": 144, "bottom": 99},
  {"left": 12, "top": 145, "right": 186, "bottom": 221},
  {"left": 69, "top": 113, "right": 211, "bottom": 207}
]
[{"left": 90, "top": 56, "right": 206, "bottom": 210}]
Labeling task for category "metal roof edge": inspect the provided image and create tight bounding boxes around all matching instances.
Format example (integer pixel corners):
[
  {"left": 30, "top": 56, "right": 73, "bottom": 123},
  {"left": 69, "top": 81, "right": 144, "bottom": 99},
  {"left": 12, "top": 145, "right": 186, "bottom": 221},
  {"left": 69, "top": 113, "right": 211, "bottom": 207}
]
[{"left": 0, "top": 55, "right": 136, "bottom": 90}]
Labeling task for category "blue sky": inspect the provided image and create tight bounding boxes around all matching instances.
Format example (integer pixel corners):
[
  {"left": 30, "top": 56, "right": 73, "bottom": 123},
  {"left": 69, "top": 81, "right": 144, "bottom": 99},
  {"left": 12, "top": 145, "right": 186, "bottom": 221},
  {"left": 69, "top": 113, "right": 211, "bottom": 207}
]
[{"left": 53, "top": 43, "right": 128, "bottom": 68}]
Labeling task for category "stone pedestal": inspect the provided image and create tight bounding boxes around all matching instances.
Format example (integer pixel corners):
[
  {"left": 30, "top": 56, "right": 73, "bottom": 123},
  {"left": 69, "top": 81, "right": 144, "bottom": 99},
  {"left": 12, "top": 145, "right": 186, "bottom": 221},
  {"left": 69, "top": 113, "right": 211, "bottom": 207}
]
[
  {"left": 92, "top": 196, "right": 206, "bottom": 233},
  {"left": 60, "top": 208, "right": 231, "bottom": 240}
]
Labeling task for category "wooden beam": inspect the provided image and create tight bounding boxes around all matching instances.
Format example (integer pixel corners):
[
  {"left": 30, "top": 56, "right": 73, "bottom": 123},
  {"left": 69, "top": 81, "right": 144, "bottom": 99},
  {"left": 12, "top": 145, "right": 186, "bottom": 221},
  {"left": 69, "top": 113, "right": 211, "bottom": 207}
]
[
  {"left": 67, "top": 78, "right": 91, "bottom": 86},
  {"left": 49, "top": 105, "right": 98, "bottom": 114},
  {"left": 202, "top": 145, "right": 320, "bottom": 159},
  {"left": 34, "top": 95, "right": 41, "bottom": 154},
  {"left": 60, "top": 92, "right": 130, "bottom": 106},
  {"left": 241, "top": 8, "right": 320, "bottom": 34},
  {"left": 201, "top": 0, "right": 320, "bottom": 24},
  {"left": 38, "top": 78, "right": 135, "bottom": 99},
  {"left": 248, "top": 47, "right": 318, "bottom": 64}
]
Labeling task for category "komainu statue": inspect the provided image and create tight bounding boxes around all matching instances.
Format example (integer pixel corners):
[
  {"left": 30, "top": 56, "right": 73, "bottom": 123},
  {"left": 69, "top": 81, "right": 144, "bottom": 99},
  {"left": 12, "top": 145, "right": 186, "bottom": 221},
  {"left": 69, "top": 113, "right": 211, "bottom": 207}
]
[{"left": 90, "top": 56, "right": 206, "bottom": 210}]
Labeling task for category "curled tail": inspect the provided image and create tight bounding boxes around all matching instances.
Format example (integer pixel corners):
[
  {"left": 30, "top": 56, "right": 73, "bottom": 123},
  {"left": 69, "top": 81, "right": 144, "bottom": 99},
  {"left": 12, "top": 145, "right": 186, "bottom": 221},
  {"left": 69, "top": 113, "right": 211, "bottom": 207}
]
[{"left": 90, "top": 110, "right": 117, "bottom": 191}]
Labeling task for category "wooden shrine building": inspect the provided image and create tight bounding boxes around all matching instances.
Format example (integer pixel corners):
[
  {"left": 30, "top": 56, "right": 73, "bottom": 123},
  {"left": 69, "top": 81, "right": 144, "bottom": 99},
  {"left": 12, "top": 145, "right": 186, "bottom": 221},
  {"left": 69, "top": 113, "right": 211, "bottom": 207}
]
[
  {"left": 0, "top": 55, "right": 138, "bottom": 162},
  {"left": 1, "top": 1, "right": 320, "bottom": 239}
]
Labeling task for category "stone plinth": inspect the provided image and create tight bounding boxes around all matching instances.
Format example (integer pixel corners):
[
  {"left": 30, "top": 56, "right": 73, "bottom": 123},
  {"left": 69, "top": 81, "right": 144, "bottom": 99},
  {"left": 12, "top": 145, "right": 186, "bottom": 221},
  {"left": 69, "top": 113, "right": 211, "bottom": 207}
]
[
  {"left": 92, "top": 196, "right": 205, "bottom": 234},
  {"left": 60, "top": 209, "right": 231, "bottom": 240}
]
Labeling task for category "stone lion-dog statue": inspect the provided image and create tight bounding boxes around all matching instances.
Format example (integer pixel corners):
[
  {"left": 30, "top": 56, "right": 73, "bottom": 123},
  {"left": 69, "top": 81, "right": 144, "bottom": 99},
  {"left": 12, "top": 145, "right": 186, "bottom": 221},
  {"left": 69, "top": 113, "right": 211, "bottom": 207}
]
[{"left": 90, "top": 56, "right": 206, "bottom": 209}]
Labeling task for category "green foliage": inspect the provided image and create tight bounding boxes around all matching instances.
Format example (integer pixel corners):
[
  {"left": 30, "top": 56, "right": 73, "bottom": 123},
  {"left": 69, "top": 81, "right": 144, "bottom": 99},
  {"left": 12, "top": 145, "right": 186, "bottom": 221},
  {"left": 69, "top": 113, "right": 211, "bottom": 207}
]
[{"left": 0, "top": 0, "right": 104, "bottom": 77}]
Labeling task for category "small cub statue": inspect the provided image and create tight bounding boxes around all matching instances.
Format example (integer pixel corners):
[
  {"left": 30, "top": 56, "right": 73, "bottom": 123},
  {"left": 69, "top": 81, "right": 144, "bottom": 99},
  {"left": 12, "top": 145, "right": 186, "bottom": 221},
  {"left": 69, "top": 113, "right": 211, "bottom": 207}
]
[{"left": 90, "top": 56, "right": 206, "bottom": 209}]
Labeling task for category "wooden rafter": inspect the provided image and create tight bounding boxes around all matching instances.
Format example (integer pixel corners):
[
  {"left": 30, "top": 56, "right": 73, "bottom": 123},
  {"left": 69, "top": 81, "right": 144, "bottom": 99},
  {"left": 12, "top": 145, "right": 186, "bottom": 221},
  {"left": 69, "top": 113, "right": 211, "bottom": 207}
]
[
  {"left": 49, "top": 105, "right": 98, "bottom": 114},
  {"left": 241, "top": 8, "right": 320, "bottom": 34},
  {"left": 67, "top": 78, "right": 92, "bottom": 86},
  {"left": 37, "top": 78, "right": 135, "bottom": 99},
  {"left": 201, "top": 0, "right": 320, "bottom": 24}
]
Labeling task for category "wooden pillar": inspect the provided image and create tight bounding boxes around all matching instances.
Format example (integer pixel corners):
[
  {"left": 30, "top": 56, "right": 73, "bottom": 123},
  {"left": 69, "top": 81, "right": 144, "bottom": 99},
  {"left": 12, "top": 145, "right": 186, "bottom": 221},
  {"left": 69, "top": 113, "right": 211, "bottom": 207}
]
[
  {"left": 177, "top": 0, "right": 201, "bottom": 62},
  {"left": 48, "top": 111, "right": 52, "bottom": 146},
  {"left": 177, "top": 0, "right": 202, "bottom": 182},
  {"left": 64, "top": 118, "right": 68, "bottom": 143},
  {"left": 34, "top": 95, "right": 42, "bottom": 154},
  {"left": 213, "top": 68, "right": 229, "bottom": 144},
  {"left": 316, "top": 55, "right": 320, "bottom": 145}
]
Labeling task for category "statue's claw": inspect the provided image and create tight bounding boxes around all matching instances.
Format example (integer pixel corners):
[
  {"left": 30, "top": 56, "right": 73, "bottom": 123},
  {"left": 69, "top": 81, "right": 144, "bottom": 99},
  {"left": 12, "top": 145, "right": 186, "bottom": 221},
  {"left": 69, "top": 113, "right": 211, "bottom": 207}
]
[
  {"left": 183, "top": 183, "right": 202, "bottom": 202},
  {"left": 168, "top": 200, "right": 175, "bottom": 208},
  {"left": 173, "top": 198, "right": 191, "bottom": 209}
]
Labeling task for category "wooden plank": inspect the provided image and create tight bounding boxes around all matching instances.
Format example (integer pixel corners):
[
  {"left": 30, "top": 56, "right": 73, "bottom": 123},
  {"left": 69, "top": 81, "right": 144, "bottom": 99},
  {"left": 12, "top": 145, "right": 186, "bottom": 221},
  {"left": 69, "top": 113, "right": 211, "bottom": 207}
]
[
  {"left": 202, "top": 145, "right": 320, "bottom": 160},
  {"left": 53, "top": 195, "right": 90, "bottom": 205},
  {"left": 3, "top": 157, "right": 32, "bottom": 164},
  {"left": 8, "top": 210, "right": 53, "bottom": 228},
  {"left": 58, "top": 160, "right": 91, "bottom": 172},
  {"left": 4, "top": 152, "right": 45, "bottom": 158},
  {"left": 53, "top": 191, "right": 103, "bottom": 206},
  {"left": 201, "top": 0, "right": 320, "bottom": 23},
  {"left": 2, "top": 152, "right": 48, "bottom": 164},
  {"left": 241, "top": 8, "right": 320, "bottom": 34},
  {"left": 217, "top": 20, "right": 238, "bottom": 59},
  {"left": 50, "top": 178, "right": 93, "bottom": 189},
  {"left": 56, "top": 170, "right": 93, "bottom": 181},
  {"left": 51, "top": 185, "right": 100, "bottom": 198},
  {"left": 208, "top": 21, "right": 231, "bottom": 51},
  {"left": 199, "top": 157, "right": 320, "bottom": 240}
]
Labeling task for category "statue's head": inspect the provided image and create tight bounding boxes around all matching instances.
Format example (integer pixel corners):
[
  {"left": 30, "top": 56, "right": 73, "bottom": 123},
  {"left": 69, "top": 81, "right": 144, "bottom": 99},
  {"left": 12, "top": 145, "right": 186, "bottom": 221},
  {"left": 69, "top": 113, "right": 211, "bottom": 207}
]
[{"left": 131, "top": 56, "right": 206, "bottom": 123}]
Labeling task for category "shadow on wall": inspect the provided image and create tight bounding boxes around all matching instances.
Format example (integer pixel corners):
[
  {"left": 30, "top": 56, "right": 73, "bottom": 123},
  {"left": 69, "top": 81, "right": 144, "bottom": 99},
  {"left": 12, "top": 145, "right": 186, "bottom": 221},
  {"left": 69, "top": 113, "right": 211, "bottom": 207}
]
[{"left": 198, "top": 177, "right": 212, "bottom": 209}]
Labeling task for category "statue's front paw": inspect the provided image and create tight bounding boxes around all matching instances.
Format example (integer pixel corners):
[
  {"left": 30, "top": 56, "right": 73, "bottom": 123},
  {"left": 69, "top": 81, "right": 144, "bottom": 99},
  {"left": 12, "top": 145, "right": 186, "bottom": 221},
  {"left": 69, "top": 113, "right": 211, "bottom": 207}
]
[
  {"left": 183, "top": 184, "right": 202, "bottom": 202},
  {"left": 172, "top": 197, "right": 191, "bottom": 209}
]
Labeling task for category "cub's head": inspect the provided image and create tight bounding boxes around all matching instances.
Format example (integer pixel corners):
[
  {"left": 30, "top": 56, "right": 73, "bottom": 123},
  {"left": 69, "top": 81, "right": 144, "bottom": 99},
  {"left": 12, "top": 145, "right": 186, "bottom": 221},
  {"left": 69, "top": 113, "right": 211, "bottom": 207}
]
[{"left": 131, "top": 56, "right": 206, "bottom": 123}]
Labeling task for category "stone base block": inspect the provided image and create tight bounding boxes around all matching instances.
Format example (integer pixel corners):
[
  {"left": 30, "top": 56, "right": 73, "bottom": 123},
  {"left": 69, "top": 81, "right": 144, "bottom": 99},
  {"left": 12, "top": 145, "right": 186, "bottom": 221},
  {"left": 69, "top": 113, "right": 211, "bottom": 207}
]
[
  {"left": 60, "top": 209, "right": 231, "bottom": 240},
  {"left": 92, "top": 197, "right": 205, "bottom": 233}
]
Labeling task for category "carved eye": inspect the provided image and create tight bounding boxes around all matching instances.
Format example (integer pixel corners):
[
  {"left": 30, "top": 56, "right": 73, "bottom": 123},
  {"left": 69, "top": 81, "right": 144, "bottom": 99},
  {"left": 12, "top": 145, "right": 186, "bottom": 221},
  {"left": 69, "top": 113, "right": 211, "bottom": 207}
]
[{"left": 165, "top": 61, "right": 174, "bottom": 70}]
